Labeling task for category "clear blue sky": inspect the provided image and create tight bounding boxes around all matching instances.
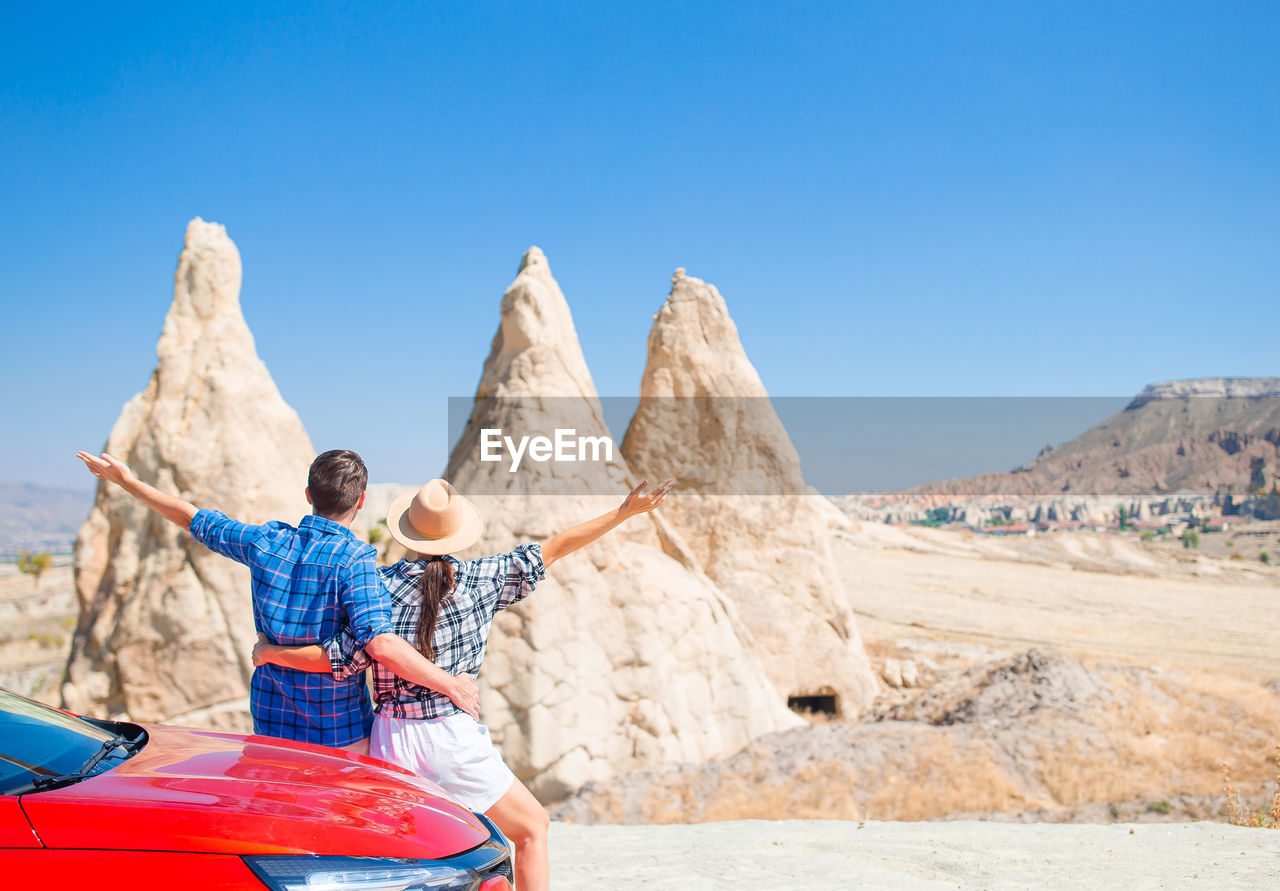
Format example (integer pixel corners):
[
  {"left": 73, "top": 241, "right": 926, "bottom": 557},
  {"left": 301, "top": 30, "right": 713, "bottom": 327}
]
[{"left": 3, "top": 2, "right": 1277, "bottom": 490}]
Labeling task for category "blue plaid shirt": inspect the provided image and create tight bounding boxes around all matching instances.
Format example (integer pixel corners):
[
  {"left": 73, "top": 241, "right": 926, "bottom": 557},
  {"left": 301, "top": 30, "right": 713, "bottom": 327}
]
[{"left": 189, "top": 509, "right": 394, "bottom": 747}]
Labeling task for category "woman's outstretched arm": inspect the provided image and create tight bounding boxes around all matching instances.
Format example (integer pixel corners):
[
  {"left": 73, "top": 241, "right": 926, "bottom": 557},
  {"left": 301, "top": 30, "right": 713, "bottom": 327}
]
[{"left": 541, "top": 479, "right": 674, "bottom": 569}]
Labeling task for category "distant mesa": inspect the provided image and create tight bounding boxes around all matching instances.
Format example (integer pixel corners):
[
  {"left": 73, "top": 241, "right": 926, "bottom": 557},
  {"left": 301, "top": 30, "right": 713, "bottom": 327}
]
[
  {"left": 1127, "top": 377, "right": 1280, "bottom": 407},
  {"left": 901, "top": 377, "right": 1280, "bottom": 499},
  {"left": 840, "top": 376, "right": 1280, "bottom": 526}
]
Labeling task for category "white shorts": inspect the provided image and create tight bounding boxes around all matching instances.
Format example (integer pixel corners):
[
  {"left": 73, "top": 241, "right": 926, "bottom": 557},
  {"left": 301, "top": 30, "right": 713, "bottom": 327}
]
[{"left": 370, "top": 712, "right": 516, "bottom": 813}]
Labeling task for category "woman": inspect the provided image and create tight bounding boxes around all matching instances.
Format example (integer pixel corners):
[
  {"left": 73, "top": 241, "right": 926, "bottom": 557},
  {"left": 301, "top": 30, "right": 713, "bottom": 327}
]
[{"left": 254, "top": 476, "right": 673, "bottom": 891}]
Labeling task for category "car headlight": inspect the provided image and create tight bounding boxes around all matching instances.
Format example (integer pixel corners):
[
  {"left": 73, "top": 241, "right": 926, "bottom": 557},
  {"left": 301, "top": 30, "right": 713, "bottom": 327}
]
[
  {"left": 243, "top": 815, "right": 512, "bottom": 891},
  {"left": 243, "top": 856, "right": 473, "bottom": 890}
]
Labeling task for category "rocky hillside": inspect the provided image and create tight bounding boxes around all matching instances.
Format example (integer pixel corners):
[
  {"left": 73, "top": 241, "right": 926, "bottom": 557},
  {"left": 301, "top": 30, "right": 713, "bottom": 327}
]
[
  {"left": 553, "top": 648, "right": 1280, "bottom": 826},
  {"left": 906, "top": 378, "right": 1280, "bottom": 498}
]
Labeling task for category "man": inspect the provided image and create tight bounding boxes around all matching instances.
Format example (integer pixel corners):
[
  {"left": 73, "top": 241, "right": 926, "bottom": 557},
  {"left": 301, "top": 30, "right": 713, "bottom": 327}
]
[{"left": 76, "top": 448, "right": 478, "bottom": 752}]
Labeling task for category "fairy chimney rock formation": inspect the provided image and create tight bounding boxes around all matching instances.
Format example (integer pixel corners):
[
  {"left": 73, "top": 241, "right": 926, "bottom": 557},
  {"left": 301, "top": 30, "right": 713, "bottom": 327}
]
[
  {"left": 444, "top": 247, "right": 799, "bottom": 801},
  {"left": 64, "top": 218, "right": 315, "bottom": 728},
  {"left": 622, "top": 269, "right": 878, "bottom": 716}
]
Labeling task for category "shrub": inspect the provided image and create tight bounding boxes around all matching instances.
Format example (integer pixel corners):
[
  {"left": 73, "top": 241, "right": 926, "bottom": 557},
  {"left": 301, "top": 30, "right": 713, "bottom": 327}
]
[
  {"left": 1224, "top": 747, "right": 1280, "bottom": 829},
  {"left": 1181, "top": 528, "right": 1200, "bottom": 549},
  {"left": 912, "top": 507, "right": 950, "bottom": 528},
  {"left": 1263, "top": 552, "right": 1271, "bottom": 565},
  {"left": 16, "top": 550, "right": 52, "bottom": 586}
]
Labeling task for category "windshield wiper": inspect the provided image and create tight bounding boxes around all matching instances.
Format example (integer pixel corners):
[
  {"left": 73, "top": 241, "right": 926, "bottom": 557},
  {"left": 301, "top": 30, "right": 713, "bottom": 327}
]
[{"left": 30, "top": 734, "right": 142, "bottom": 791}]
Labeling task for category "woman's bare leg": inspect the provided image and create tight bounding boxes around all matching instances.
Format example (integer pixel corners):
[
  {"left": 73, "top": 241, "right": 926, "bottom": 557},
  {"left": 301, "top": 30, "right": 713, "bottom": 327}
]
[{"left": 485, "top": 778, "right": 549, "bottom": 891}]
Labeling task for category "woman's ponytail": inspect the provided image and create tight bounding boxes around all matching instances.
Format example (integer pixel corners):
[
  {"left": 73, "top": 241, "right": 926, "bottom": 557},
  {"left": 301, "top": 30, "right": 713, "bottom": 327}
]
[{"left": 415, "top": 557, "right": 455, "bottom": 660}]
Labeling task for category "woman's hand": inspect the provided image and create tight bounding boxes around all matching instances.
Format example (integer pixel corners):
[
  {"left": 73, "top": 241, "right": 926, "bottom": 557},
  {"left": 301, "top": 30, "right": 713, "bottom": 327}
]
[
  {"left": 542, "top": 479, "right": 676, "bottom": 569},
  {"left": 252, "top": 632, "right": 274, "bottom": 667},
  {"left": 618, "top": 479, "right": 675, "bottom": 519}
]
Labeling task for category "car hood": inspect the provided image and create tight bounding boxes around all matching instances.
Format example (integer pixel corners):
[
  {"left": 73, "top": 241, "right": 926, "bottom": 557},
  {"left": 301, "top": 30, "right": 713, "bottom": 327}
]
[{"left": 20, "top": 724, "right": 490, "bottom": 858}]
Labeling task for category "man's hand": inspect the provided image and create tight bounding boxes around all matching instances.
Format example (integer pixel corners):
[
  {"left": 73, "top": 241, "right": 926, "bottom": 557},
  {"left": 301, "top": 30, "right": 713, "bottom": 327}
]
[
  {"left": 76, "top": 451, "right": 137, "bottom": 489},
  {"left": 618, "top": 479, "right": 675, "bottom": 519},
  {"left": 75, "top": 450, "right": 198, "bottom": 530},
  {"left": 365, "top": 633, "right": 481, "bottom": 719},
  {"left": 446, "top": 674, "right": 480, "bottom": 719}
]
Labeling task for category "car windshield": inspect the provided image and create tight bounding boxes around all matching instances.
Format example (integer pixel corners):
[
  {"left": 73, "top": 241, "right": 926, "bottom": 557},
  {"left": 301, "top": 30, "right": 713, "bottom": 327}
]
[{"left": 0, "top": 690, "right": 127, "bottom": 794}]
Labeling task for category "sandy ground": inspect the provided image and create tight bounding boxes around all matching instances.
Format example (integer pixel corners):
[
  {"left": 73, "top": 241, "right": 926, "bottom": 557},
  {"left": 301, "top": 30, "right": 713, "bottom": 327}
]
[
  {"left": 550, "top": 820, "right": 1280, "bottom": 889},
  {"left": 833, "top": 523, "right": 1280, "bottom": 678}
]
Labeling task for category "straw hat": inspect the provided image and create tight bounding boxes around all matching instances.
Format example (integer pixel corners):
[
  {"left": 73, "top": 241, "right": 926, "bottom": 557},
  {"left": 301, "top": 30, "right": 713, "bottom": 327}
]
[{"left": 385, "top": 479, "right": 483, "bottom": 556}]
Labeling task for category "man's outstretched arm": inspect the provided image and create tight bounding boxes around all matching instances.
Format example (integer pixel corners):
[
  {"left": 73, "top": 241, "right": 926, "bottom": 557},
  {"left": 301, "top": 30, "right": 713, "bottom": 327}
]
[
  {"left": 76, "top": 451, "right": 198, "bottom": 530},
  {"left": 541, "top": 479, "right": 675, "bottom": 569}
]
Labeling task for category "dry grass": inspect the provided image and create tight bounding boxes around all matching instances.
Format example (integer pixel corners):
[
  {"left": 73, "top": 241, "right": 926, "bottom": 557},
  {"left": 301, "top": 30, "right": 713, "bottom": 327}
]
[
  {"left": 862, "top": 737, "right": 1037, "bottom": 820},
  {"left": 582, "top": 755, "right": 865, "bottom": 824},
  {"left": 697, "top": 761, "right": 864, "bottom": 823},
  {"left": 1038, "top": 670, "right": 1280, "bottom": 807},
  {"left": 563, "top": 657, "right": 1280, "bottom": 825},
  {"left": 1036, "top": 737, "right": 1144, "bottom": 807},
  {"left": 581, "top": 731, "right": 1043, "bottom": 824},
  {"left": 1224, "top": 746, "right": 1280, "bottom": 829}
]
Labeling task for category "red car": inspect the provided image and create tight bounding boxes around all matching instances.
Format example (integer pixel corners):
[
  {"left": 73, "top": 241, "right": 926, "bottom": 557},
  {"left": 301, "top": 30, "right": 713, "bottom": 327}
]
[{"left": 0, "top": 688, "right": 513, "bottom": 889}]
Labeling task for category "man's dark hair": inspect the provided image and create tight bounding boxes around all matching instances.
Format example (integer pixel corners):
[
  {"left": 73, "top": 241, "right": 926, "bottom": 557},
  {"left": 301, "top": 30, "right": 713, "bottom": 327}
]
[{"left": 308, "top": 450, "right": 368, "bottom": 517}]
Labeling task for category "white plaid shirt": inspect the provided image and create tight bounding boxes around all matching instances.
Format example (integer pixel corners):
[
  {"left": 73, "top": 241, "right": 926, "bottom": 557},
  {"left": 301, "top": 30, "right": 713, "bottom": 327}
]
[{"left": 326, "top": 543, "right": 544, "bottom": 720}]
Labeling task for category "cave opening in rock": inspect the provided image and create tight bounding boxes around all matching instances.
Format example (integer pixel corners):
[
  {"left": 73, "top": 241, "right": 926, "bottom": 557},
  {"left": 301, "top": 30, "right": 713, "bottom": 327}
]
[{"left": 787, "top": 694, "right": 838, "bottom": 717}]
